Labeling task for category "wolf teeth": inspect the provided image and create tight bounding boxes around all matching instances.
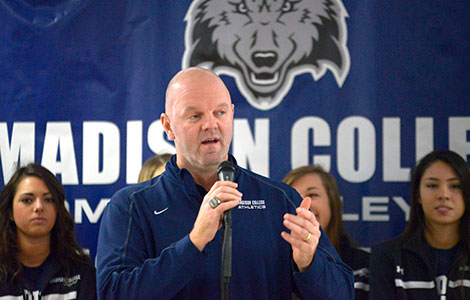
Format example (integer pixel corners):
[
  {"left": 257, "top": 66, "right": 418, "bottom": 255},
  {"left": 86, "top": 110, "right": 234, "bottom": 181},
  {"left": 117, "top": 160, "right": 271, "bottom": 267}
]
[{"left": 250, "top": 72, "right": 279, "bottom": 85}]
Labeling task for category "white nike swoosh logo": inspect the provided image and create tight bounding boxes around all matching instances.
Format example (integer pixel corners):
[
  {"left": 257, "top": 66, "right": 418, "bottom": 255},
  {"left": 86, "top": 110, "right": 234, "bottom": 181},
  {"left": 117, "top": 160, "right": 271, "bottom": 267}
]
[{"left": 154, "top": 207, "right": 168, "bottom": 215}]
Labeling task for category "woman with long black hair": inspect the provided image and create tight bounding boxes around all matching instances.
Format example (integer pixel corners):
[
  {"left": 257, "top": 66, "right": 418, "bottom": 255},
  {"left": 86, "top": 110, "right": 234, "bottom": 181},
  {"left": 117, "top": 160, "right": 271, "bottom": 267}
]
[
  {"left": 370, "top": 150, "right": 470, "bottom": 299},
  {"left": 0, "top": 163, "right": 96, "bottom": 299}
]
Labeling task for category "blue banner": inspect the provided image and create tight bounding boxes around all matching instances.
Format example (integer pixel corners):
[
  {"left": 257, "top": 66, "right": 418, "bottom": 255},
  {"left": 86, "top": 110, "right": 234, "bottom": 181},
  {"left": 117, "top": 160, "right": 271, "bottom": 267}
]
[{"left": 1, "top": 0, "right": 469, "bottom": 260}]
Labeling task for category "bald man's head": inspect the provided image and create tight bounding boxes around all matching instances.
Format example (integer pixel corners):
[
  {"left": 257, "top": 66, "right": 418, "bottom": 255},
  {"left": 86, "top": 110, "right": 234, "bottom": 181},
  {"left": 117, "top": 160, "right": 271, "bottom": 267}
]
[
  {"left": 160, "top": 67, "right": 235, "bottom": 178},
  {"left": 165, "top": 67, "right": 231, "bottom": 117}
]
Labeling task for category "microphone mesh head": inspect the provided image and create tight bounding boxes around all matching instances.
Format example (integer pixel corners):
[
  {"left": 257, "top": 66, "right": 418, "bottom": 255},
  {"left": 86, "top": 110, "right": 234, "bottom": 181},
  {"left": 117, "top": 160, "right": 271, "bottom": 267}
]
[{"left": 218, "top": 161, "right": 236, "bottom": 181}]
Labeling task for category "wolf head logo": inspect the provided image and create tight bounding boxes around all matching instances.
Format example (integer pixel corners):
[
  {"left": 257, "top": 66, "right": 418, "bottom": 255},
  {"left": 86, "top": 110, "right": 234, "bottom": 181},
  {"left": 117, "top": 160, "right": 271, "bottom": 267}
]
[{"left": 183, "top": 0, "right": 350, "bottom": 110}]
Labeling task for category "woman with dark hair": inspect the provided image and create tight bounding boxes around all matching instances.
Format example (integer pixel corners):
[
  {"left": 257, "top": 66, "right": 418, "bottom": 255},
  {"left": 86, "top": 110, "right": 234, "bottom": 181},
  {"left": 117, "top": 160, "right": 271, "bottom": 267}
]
[
  {"left": 370, "top": 150, "right": 470, "bottom": 299},
  {"left": 283, "top": 165, "right": 369, "bottom": 300},
  {"left": 0, "top": 163, "right": 97, "bottom": 299}
]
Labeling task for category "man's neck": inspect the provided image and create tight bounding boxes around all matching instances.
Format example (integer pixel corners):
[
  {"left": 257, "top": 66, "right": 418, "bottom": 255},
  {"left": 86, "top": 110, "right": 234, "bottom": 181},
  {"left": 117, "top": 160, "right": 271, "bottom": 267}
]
[
  {"left": 176, "top": 155, "right": 230, "bottom": 191},
  {"left": 190, "top": 168, "right": 219, "bottom": 191}
]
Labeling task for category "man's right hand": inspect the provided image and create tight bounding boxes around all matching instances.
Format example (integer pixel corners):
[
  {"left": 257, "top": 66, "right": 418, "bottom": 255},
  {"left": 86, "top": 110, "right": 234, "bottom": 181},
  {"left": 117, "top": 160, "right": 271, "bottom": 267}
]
[{"left": 189, "top": 181, "right": 242, "bottom": 252}]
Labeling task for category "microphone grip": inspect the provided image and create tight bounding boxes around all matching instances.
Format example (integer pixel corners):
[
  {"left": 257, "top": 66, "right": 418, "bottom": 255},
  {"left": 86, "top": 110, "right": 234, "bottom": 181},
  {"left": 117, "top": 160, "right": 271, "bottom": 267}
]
[
  {"left": 222, "top": 210, "right": 232, "bottom": 275},
  {"left": 217, "top": 160, "right": 235, "bottom": 300},
  {"left": 221, "top": 210, "right": 232, "bottom": 300}
]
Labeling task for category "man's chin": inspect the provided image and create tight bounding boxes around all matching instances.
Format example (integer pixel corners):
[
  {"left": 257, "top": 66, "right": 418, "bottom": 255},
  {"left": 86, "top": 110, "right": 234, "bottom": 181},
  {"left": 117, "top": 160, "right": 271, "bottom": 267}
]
[
  {"left": 200, "top": 158, "right": 224, "bottom": 168},
  {"left": 200, "top": 153, "right": 228, "bottom": 167}
]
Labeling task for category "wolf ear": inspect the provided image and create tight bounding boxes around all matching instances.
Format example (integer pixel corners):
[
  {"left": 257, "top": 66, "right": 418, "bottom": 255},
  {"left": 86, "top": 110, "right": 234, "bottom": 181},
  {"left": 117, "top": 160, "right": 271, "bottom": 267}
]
[
  {"left": 187, "top": 17, "right": 225, "bottom": 67},
  {"left": 301, "top": 15, "right": 346, "bottom": 77}
]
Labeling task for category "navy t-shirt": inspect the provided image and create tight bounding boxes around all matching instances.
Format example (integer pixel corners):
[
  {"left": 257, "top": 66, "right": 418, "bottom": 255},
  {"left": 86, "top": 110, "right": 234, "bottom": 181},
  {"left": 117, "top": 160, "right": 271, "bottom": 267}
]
[
  {"left": 22, "top": 255, "right": 52, "bottom": 291},
  {"left": 431, "top": 244, "right": 459, "bottom": 276}
]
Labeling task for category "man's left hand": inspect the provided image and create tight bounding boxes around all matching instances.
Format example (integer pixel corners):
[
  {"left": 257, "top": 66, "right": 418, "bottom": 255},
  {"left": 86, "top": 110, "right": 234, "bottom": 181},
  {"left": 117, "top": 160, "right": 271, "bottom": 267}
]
[{"left": 281, "top": 197, "right": 321, "bottom": 272}]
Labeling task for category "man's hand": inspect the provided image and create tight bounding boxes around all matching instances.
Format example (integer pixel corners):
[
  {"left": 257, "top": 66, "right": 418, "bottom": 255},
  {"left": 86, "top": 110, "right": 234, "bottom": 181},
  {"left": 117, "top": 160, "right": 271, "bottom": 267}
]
[
  {"left": 281, "top": 197, "right": 321, "bottom": 272},
  {"left": 189, "top": 181, "right": 242, "bottom": 252}
]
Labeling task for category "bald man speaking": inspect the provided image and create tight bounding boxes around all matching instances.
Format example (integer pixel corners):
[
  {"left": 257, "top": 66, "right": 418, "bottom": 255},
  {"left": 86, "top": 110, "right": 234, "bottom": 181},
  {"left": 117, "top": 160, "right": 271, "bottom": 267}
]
[{"left": 96, "top": 68, "right": 353, "bottom": 300}]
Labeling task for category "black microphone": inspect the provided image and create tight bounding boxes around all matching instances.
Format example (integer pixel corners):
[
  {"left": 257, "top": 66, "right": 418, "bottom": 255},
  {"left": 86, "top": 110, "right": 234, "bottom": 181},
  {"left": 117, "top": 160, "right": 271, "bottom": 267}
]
[
  {"left": 217, "top": 160, "right": 236, "bottom": 182},
  {"left": 217, "top": 160, "right": 235, "bottom": 300}
]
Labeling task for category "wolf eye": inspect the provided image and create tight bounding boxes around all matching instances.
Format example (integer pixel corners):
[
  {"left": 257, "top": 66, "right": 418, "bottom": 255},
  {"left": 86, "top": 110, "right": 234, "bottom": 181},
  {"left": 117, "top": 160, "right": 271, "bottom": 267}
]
[
  {"left": 282, "top": 1, "right": 292, "bottom": 12},
  {"left": 237, "top": 2, "right": 248, "bottom": 14},
  {"left": 281, "top": 1, "right": 297, "bottom": 12}
]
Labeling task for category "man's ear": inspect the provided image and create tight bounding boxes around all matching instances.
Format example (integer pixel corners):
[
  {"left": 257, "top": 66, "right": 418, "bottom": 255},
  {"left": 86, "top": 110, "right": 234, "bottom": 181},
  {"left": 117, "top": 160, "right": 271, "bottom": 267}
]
[{"left": 161, "top": 113, "right": 175, "bottom": 140}]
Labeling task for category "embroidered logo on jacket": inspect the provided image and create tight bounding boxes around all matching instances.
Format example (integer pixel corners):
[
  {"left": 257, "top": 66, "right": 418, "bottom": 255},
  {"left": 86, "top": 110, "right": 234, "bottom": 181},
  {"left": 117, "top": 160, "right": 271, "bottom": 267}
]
[
  {"left": 50, "top": 274, "right": 81, "bottom": 287},
  {"left": 154, "top": 207, "right": 169, "bottom": 215},
  {"left": 396, "top": 265, "right": 404, "bottom": 275},
  {"left": 237, "top": 200, "right": 266, "bottom": 210}
]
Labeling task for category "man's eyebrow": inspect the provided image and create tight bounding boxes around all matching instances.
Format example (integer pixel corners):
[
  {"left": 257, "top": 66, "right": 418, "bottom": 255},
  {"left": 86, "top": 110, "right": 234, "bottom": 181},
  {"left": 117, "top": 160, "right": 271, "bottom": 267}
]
[
  {"left": 181, "top": 105, "right": 199, "bottom": 113},
  {"left": 182, "top": 103, "right": 230, "bottom": 113}
]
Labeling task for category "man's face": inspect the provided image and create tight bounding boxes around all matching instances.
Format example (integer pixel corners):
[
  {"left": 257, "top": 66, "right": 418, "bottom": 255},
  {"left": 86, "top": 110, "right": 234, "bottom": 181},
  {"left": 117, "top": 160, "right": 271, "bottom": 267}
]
[{"left": 163, "top": 73, "right": 234, "bottom": 172}]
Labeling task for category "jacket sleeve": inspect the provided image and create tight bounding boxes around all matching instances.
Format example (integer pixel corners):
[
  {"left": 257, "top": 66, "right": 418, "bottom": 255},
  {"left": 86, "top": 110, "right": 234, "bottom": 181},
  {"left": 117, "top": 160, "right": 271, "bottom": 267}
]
[
  {"left": 292, "top": 227, "right": 355, "bottom": 300},
  {"left": 369, "top": 243, "right": 397, "bottom": 300},
  {"left": 95, "top": 191, "right": 206, "bottom": 300}
]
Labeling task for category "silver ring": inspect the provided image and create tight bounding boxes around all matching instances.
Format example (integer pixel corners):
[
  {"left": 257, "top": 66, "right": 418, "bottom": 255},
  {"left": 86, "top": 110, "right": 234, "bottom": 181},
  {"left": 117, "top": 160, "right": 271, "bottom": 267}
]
[{"left": 209, "top": 196, "right": 221, "bottom": 209}]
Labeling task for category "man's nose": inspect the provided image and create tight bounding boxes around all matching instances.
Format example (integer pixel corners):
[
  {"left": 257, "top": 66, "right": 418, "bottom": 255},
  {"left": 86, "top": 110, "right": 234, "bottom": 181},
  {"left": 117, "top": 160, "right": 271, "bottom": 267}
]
[{"left": 202, "top": 114, "right": 218, "bottom": 130}]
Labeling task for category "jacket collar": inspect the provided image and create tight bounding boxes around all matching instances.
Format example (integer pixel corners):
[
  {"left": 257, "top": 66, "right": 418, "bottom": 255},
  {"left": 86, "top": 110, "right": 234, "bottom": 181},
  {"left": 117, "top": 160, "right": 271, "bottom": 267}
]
[
  {"left": 164, "top": 154, "right": 240, "bottom": 204},
  {"left": 165, "top": 154, "right": 240, "bottom": 185},
  {"left": 402, "top": 230, "right": 464, "bottom": 273},
  {"left": 12, "top": 254, "right": 62, "bottom": 293}
]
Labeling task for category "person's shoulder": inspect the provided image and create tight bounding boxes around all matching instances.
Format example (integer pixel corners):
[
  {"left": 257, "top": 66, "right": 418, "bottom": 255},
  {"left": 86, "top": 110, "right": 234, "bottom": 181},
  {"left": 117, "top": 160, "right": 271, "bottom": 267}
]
[
  {"left": 113, "top": 174, "right": 168, "bottom": 199},
  {"left": 371, "top": 235, "right": 406, "bottom": 257},
  {"left": 77, "top": 259, "right": 96, "bottom": 274},
  {"left": 341, "top": 240, "right": 370, "bottom": 266},
  {"left": 110, "top": 182, "right": 144, "bottom": 202},
  {"left": 108, "top": 176, "right": 165, "bottom": 207},
  {"left": 349, "top": 245, "right": 370, "bottom": 259},
  {"left": 237, "top": 167, "right": 288, "bottom": 189},
  {"left": 78, "top": 261, "right": 97, "bottom": 286},
  {"left": 238, "top": 167, "right": 299, "bottom": 196}
]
